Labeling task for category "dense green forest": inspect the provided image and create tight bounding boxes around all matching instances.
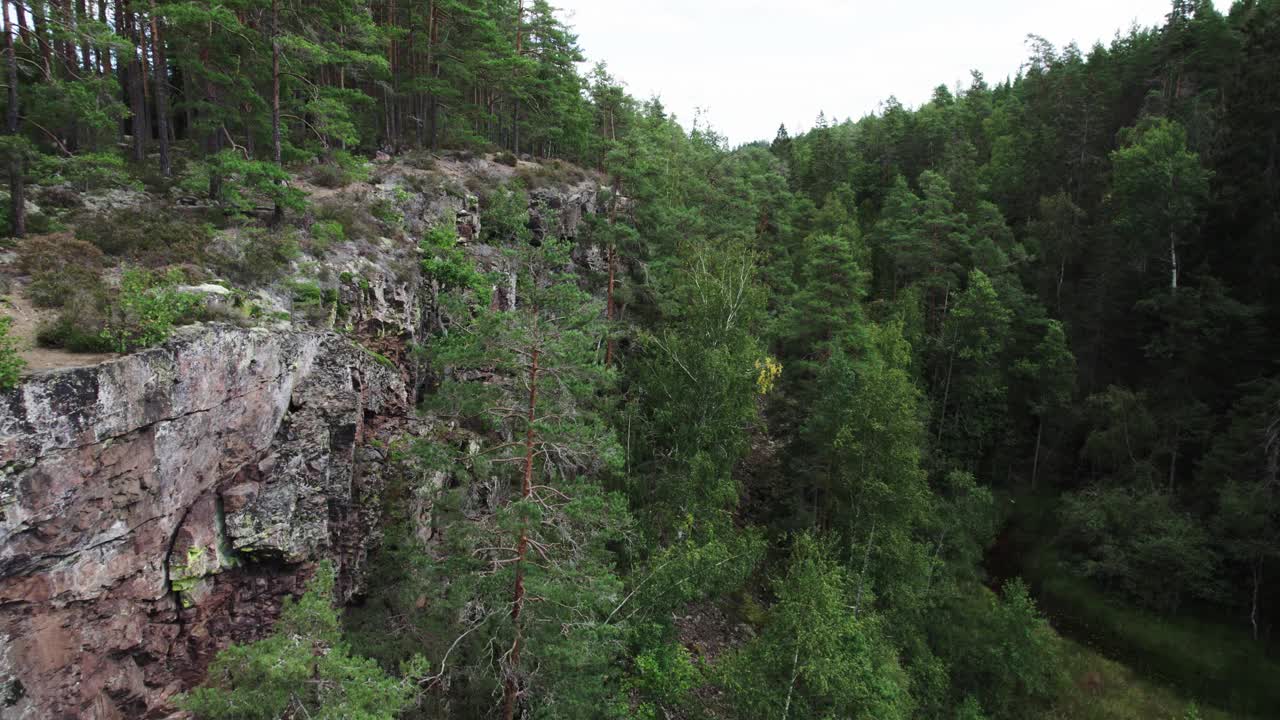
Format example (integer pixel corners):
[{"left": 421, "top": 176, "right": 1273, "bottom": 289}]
[{"left": 3, "top": 0, "right": 1279, "bottom": 717}]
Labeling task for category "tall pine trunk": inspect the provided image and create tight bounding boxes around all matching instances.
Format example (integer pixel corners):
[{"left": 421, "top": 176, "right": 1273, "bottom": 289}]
[
  {"left": 511, "top": 0, "right": 523, "bottom": 155},
  {"left": 270, "top": 0, "right": 283, "bottom": 223},
  {"left": 5, "top": 0, "right": 25, "bottom": 238},
  {"left": 30, "top": 1, "right": 52, "bottom": 79},
  {"left": 148, "top": 0, "right": 170, "bottom": 177},
  {"left": 76, "top": 0, "right": 90, "bottom": 71},
  {"left": 126, "top": 4, "right": 147, "bottom": 161},
  {"left": 605, "top": 245, "right": 615, "bottom": 366},
  {"left": 427, "top": 1, "right": 439, "bottom": 150},
  {"left": 503, "top": 346, "right": 539, "bottom": 720}
]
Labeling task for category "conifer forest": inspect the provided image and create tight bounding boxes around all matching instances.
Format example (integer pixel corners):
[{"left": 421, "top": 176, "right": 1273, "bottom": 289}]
[{"left": 0, "top": 1, "right": 1277, "bottom": 719}]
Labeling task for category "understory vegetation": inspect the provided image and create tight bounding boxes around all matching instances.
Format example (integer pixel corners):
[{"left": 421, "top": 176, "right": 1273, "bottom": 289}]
[{"left": 3, "top": 0, "right": 1278, "bottom": 718}]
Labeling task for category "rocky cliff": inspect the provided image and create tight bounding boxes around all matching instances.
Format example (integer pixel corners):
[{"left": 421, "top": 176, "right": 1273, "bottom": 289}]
[
  {"left": 0, "top": 326, "right": 407, "bottom": 719},
  {"left": 0, "top": 158, "right": 608, "bottom": 719}
]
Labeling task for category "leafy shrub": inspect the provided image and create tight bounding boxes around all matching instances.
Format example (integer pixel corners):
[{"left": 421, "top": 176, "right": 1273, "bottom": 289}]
[
  {"left": 624, "top": 633, "right": 700, "bottom": 720},
  {"left": 35, "top": 184, "right": 83, "bottom": 209},
  {"left": 76, "top": 211, "right": 214, "bottom": 264},
  {"left": 310, "top": 150, "right": 372, "bottom": 188},
  {"left": 36, "top": 313, "right": 113, "bottom": 353},
  {"left": 1058, "top": 486, "right": 1215, "bottom": 613},
  {"left": 310, "top": 219, "right": 345, "bottom": 253},
  {"left": 0, "top": 317, "right": 26, "bottom": 389},
  {"left": 369, "top": 188, "right": 410, "bottom": 232},
  {"left": 180, "top": 562, "right": 411, "bottom": 720},
  {"left": 217, "top": 228, "right": 301, "bottom": 285},
  {"left": 404, "top": 150, "right": 437, "bottom": 171},
  {"left": 102, "top": 267, "right": 202, "bottom": 352},
  {"left": 316, "top": 197, "right": 378, "bottom": 241},
  {"left": 930, "top": 581, "right": 1061, "bottom": 718},
  {"left": 420, "top": 220, "right": 489, "bottom": 302},
  {"left": 289, "top": 279, "right": 333, "bottom": 325},
  {"left": 0, "top": 205, "right": 61, "bottom": 236},
  {"left": 183, "top": 151, "right": 308, "bottom": 218},
  {"left": 33, "top": 152, "right": 139, "bottom": 192},
  {"left": 517, "top": 159, "right": 589, "bottom": 189},
  {"left": 480, "top": 181, "right": 531, "bottom": 244},
  {"left": 35, "top": 272, "right": 113, "bottom": 352},
  {"left": 494, "top": 151, "right": 518, "bottom": 167},
  {"left": 16, "top": 233, "right": 104, "bottom": 308}
]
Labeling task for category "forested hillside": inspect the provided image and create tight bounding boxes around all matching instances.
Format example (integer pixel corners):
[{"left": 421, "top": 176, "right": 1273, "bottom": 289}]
[{"left": 1, "top": 0, "right": 1278, "bottom": 718}]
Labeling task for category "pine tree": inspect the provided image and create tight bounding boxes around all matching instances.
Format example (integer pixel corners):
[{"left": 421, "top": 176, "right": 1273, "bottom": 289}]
[{"left": 426, "top": 227, "right": 630, "bottom": 719}]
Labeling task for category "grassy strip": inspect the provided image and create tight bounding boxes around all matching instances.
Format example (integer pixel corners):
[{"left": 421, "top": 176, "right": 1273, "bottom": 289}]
[
  {"left": 1032, "top": 568, "right": 1280, "bottom": 716},
  {"left": 1002, "top": 491, "right": 1279, "bottom": 716},
  {"left": 1048, "top": 636, "right": 1233, "bottom": 720}
]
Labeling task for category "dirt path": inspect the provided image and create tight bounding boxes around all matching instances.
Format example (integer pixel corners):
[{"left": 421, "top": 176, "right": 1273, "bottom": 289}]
[{"left": 3, "top": 280, "right": 115, "bottom": 373}]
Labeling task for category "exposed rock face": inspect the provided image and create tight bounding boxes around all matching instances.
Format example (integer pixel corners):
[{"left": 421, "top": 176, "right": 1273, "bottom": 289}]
[
  {"left": 0, "top": 161, "right": 609, "bottom": 719},
  {"left": 0, "top": 325, "right": 409, "bottom": 719}
]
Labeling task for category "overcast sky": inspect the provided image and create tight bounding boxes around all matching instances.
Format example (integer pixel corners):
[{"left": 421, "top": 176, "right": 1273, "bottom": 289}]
[{"left": 554, "top": 1, "right": 1224, "bottom": 145}]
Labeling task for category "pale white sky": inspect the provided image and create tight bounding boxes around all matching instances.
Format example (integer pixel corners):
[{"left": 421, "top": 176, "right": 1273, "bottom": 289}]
[{"left": 555, "top": 1, "right": 1226, "bottom": 145}]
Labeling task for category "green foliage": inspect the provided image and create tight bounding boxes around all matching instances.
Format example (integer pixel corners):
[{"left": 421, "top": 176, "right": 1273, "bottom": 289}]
[
  {"left": 480, "top": 182, "right": 532, "bottom": 244},
  {"left": 310, "top": 219, "right": 346, "bottom": 251},
  {"left": 32, "top": 153, "right": 139, "bottom": 193},
  {"left": 931, "top": 581, "right": 1060, "bottom": 718},
  {"left": 0, "top": 318, "right": 26, "bottom": 390},
  {"left": 7, "top": 3, "right": 1267, "bottom": 717},
  {"left": 194, "top": 152, "right": 308, "bottom": 217},
  {"left": 181, "top": 563, "right": 411, "bottom": 720},
  {"left": 310, "top": 150, "right": 373, "bottom": 189},
  {"left": 1109, "top": 119, "right": 1210, "bottom": 291},
  {"left": 419, "top": 234, "right": 632, "bottom": 718},
  {"left": 103, "top": 268, "right": 202, "bottom": 353},
  {"left": 719, "top": 533, "right": 914, "bottom": 719},
  {"left": 369, "top": 193, "right": 405, "bottom": 230},
  {"left": 935, "top": 269, "right": 1013, "bottom": 471},
  {"left": 803, "top": 321, "right": 931, "bottom": 608},
  {"left": 420, "top": 221, "right": 489, "bottom": 302},
  {"left": 629, "top": 237, "right": 769, "bottom": 533},
  {"left": 619, "top": 630, "right": 701, "bottom": 712},
  {"left": 316, "top": 199, "right": 379, "bottom": 241},
  {"left": 1058, "top": 485, "right": 1217, "bottom": 614}
]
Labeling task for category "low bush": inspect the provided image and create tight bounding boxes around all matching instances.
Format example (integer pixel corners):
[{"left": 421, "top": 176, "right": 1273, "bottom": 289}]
[
  {"left": 481, "top": 181, "right": 531, "bottom": 244},
  {"left": 215, "top": 227, "right": 301, "bottom": 285},
  {"left": 421, "top": 221, "right": 489, "bottom": 300},
  {"left": 310, "top": 150, "right": 372, "bottom": 189},
  {"left": 16, "top": 233, "right": 104, "bottom": 308},
  {"left": 369, "top": 188, "right": 409, "bottom": 233},
  {"left": 309, "top": 219, "right": 346, "bottom": 253},
  {"left": 0, "top": 317, "right": 26, "bottom": 389},
  {"left": 101, "top": 267, "right": 202, "bottom": 353},
  {"left": 35, "top": 272, "right": 113, "bottom": 352},
  {"left": 36, "top": 313, "right": 113, "bottom": 353},
  {"left": 289, "top": 278, "right": 334, "bottom": 326},
  {"left": 516, "top": 159, "right": 589, "bottom": 189},
  {"left": 181, "top": 151, "right": 308, "bottom": 219},
  {"left": 76, "top": 211, "right": 214, "bottom": 264},
  {"left": 315, "top": 196, "right": 378, "bottom": 241},
  {"left": 33, "top": 152, "right": 139, "bottom": 193},
  {"left": 404, "top": 150, "right": 437, "bottom": 171},
  {"left": 0, "top": 204, "right": 61, "bottom": 236}
]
